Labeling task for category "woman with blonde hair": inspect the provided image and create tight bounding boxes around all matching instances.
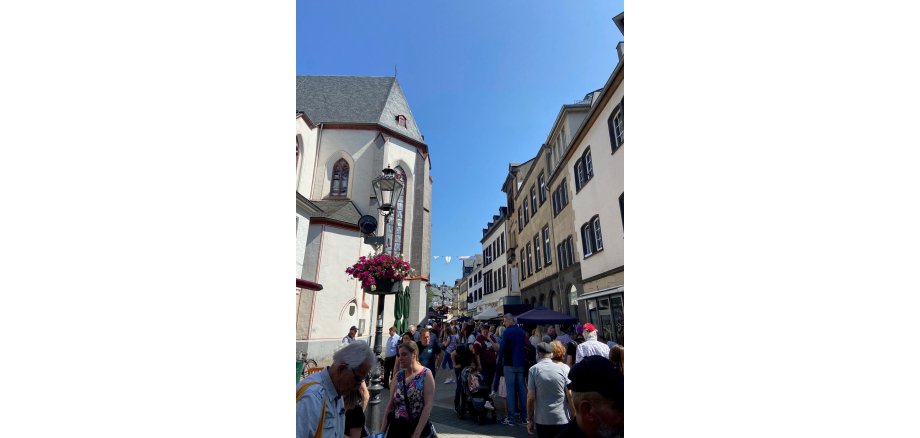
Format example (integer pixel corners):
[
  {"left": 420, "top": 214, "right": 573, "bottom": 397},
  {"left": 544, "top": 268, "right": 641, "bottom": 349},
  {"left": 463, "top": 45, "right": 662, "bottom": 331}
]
[
  {"left": 549, "top": 340, "right": 568, "bottom": 370},
  {"left": 381, "top": 340, "right": 436, "bottom": 438},
  {"left": 609, "top": 344, "right": 624, "bottom": 376}
]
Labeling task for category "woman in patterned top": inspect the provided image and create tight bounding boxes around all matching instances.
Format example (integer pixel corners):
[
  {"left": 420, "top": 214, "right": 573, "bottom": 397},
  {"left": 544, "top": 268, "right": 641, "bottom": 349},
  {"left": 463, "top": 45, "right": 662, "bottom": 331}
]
[{"left": 380, "top": 340, "right": 436, "bottom": 438}]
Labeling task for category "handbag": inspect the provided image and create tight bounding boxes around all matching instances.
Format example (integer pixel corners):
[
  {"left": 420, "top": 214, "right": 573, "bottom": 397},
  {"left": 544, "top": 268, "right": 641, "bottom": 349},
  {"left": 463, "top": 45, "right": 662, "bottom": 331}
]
[{"left": 398, "top": 369, "right": 437, "bottom": 438}]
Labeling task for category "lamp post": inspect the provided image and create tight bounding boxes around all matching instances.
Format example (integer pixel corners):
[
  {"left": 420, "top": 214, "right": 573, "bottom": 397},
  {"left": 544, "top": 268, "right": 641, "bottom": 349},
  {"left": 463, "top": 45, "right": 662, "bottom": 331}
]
[{"left": 367, "top": 166, "right": 404, "bottom": 408}]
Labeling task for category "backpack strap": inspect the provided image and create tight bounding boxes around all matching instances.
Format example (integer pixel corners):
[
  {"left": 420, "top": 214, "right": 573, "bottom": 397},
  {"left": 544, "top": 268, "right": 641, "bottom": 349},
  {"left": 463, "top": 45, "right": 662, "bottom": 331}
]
[{"left": 296, "top": 381, "right": 327, "bottom": 438}]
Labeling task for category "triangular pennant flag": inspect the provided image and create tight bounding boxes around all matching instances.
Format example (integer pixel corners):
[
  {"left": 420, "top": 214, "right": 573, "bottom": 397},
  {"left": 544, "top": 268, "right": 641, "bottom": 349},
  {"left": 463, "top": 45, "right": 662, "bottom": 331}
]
[{"left": 444, "top": 256, "right": 451, "bottom": 264}]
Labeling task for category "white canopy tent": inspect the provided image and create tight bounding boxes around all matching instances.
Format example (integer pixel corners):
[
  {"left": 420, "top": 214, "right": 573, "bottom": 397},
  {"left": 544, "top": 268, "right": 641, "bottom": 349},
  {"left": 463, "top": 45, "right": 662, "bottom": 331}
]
[{"left": 473, "top": 307, "right": 499, "bottom": 320}]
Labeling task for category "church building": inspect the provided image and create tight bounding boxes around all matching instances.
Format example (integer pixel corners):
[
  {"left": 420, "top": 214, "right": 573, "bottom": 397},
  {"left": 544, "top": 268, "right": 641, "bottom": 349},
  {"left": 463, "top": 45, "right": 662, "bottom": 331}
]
[{"left": 295, "top": 76, "right": 432, "bottom": 364}]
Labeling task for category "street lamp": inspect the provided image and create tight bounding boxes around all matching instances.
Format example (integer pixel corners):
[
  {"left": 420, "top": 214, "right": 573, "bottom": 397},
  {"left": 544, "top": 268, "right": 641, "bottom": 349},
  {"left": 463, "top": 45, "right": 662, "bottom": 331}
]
[{"left": 367, "top": 166, "right": 404, "bottom": 407}]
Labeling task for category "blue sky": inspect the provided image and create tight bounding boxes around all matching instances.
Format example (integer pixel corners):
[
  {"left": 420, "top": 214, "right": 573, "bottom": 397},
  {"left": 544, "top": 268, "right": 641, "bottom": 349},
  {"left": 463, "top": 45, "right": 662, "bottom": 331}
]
[{"left": 297, "top": 0, "right": 624, "bottom": 288}]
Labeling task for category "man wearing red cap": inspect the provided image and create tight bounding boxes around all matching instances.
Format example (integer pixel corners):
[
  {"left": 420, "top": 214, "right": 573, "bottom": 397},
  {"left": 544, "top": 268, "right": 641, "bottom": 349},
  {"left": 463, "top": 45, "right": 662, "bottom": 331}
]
[{"left": 575, "top": 323, "right": 610, "bottom": 364}]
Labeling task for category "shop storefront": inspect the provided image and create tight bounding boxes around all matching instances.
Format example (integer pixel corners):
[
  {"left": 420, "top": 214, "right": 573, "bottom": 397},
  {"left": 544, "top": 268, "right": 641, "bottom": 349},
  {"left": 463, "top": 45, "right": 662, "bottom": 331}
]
[{"left": 577, "top": 286, "right": 624, "bottom": 345}]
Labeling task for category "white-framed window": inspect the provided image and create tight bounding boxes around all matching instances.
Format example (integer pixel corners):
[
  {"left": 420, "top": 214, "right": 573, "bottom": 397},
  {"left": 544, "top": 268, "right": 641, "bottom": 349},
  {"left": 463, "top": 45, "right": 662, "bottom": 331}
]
[
  {"left": 530, "top": 186, "right": 537, "bottom": 213},
  {"left": 534, "top": 234, "right": 542, "bottom": 271},
  {"left": 575, "top": 148, "right": 594, "bottom": 191},
  {"left": 585, "top": 149, "right": 594, "bottom": 179},
  {"left": 542, "top": 226, "right": 552, "bottom": 265},
  {"left": 592, "top": 216, "right": 604, "bottom": 251},
  {"left": 575, "top": 161, "right": 586, "bottom": 191},
  {"left": 581, "top": 223, "right": 593, "bottom": 257},
  {"left": 526, "top": 243, "right": 533, "bottom": 276},
  {"left": 608, "top": 99, "right": 624, "bottom": 153}
]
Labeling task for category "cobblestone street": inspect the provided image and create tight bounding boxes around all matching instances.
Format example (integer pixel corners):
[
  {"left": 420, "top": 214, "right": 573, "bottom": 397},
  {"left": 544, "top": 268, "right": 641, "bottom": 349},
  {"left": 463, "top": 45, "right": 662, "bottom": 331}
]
[{"left": 366, "top": 369, "right": 531, "bottom": 438}]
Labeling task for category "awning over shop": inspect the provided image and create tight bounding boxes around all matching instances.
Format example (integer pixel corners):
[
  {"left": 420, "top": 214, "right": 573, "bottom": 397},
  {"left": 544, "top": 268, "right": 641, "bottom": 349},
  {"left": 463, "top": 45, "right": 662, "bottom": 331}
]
[
  {"left": 576, "top": 286, "right": 623, "bottom": 301},
  {"left": 516, "top": 306, "right": 579, "bottom": 325},
  {"left": 502, "top": 303, "right": 533, "bottom": 316}
]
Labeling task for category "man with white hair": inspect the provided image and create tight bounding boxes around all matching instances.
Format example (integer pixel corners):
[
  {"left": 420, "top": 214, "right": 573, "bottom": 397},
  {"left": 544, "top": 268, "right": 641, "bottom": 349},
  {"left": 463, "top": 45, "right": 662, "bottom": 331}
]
[
  {"left": 575, "top": 323, "right": 610, "bottom": 364},
  {"left": 296, "top": 341, "right": 375, "bottom": 438}
]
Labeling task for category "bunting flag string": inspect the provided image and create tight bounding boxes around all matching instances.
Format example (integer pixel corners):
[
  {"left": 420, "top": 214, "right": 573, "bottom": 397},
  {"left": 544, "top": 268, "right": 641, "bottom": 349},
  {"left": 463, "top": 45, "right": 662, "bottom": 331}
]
[{"left": 430, "top": 255, "right": 474, "bottom": 264}]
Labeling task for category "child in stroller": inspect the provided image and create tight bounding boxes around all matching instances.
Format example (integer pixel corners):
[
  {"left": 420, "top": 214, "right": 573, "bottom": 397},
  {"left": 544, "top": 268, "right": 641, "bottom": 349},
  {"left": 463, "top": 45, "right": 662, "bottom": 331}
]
[{"left": 456, "top": 361, "right": 497, "bottom": 424}]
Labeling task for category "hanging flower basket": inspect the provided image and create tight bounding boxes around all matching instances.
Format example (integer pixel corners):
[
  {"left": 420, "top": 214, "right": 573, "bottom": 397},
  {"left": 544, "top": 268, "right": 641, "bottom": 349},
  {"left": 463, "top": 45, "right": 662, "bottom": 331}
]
[{"left": 346, "top": 254, "right": 411, "bottom": 296}]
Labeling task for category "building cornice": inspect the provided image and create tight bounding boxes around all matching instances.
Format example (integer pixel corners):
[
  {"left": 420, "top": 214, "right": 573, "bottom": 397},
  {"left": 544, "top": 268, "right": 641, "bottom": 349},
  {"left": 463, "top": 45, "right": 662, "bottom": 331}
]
[
  {"left": 310, "top": 217, "right": 360, "bottom": 231},
  {"left": 548, "top": 59, "right": 624, "bottom": 185},
  {"left": 580, "top": 265, "right": 624, "bottom": 284},
  {"left": 321, "top": 123, "right": 431, "bottom": 165}
]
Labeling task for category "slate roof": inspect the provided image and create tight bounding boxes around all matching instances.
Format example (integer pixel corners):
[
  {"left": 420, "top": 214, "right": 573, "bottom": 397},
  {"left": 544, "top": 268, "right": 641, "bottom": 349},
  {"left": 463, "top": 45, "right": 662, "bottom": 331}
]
[
  {"left": 309, "top": 200, "right": 363, "bottom": 226},
  {"left": 296, "top": 76, "right": 425, "bottom": 144}
]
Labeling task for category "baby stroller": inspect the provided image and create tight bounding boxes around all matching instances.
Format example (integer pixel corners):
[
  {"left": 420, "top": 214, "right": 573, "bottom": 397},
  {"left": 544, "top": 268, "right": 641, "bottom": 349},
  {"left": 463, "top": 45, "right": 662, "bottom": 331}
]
[{"left": 455, "top": 366, "right": 497, "bottom": 424}]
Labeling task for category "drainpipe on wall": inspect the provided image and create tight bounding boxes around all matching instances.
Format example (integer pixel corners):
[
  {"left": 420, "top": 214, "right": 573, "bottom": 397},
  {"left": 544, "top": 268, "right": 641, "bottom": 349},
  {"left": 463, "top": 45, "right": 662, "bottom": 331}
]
[{"left": 313, "top": 123, "right": 324, "bottom": 199}]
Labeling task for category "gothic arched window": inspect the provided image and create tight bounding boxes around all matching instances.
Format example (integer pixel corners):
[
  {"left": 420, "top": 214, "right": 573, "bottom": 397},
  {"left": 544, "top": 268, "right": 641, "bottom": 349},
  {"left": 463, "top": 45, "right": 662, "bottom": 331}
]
[
  {"left": 386, "top": 166, "right": 407, "bottom": 256},
  {"left": 330, "top": 159, "right": 349, "bottom": 197}
]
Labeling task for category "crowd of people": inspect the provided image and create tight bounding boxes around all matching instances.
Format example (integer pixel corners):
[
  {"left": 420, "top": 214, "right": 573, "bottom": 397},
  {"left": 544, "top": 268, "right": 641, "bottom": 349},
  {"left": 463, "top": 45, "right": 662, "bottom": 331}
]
[{"left": 296, "top": 314, "right": 624, "bottom": 438}]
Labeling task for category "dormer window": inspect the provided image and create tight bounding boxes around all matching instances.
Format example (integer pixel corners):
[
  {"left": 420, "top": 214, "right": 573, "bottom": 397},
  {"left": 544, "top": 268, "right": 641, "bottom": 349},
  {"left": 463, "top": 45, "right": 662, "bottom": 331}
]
[{"left": 396, "top": 115, "right": 407, "bottom": 128}]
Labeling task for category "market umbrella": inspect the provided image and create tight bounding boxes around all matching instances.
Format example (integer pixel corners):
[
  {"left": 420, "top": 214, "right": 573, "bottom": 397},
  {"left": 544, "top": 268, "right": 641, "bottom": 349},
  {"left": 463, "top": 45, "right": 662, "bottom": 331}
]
[
  {"left": 393, "top": 287, "right": 404, "bottom": 334},
  {"left": 473, "top": 308, "right": 499, "bottom": 320},
  {"left": 398, "top": 285, "right": 410, "bottom": 333},
  {"left": 515, "top": 306, "right": 578, "bottom": 325}
]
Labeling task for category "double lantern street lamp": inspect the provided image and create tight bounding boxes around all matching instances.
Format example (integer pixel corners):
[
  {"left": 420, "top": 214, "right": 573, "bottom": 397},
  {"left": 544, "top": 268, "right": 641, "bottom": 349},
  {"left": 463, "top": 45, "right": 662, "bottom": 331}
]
[{"left": 367, "top": 166, "right": 404, "bottom": 407}]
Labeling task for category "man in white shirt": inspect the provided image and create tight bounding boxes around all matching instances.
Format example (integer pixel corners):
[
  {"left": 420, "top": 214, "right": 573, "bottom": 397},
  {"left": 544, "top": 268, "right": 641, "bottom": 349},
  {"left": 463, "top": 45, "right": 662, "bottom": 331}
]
[
  {"left": 575, "top": 323, "right": 611, "bottom": 364},
  {"left": 383, "top": 326, "right": 399, "bottom": 388},
  {"left": 342, "top": 325, "right": 358, "bottom": 345}
]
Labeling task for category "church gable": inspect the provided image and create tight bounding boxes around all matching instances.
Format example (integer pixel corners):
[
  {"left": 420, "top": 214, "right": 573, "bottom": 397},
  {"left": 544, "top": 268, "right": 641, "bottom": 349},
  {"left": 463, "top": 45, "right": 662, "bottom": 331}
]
[{"left": 378, "top": 80, "right": 424, "bottom": 143}]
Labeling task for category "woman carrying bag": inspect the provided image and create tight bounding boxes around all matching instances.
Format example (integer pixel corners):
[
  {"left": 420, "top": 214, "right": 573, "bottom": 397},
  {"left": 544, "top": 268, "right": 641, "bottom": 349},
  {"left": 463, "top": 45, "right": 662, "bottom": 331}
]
[{"left": 380, "top": 341, "right": 437, "bottom": 438}]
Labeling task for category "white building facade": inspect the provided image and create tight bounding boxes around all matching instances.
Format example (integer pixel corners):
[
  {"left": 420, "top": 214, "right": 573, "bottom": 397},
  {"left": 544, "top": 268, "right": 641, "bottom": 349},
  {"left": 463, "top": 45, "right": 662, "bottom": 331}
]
[
  {"left": 477, "top": 209, "right": 509, "bottom": 315},
  {"left": 568, "top": 13, "right": 625, "bottom": 345},
  {"left": 295, "top": 76, "right": 433, "bottom": 364}
]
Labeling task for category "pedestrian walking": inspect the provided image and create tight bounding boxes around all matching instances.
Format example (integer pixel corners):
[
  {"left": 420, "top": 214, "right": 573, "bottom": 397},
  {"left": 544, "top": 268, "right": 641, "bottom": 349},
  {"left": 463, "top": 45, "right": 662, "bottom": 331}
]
[
  {"left": 556, "top": 356, "right": 624, "bottom": 438},
  {"left": 440, "top": 326, "right": 458, "bottom": 382},
  {"left": 473, "top": 325, "right": 498, "bottom": 389},
  {"left": 417, "top": 328, "right": 443, "bottom": 378},
  {"left": 609, "top": 344, "right": 624, "bottom": 376},
  {"left": 497, "top": 313, "right": 528, "bottom": 426},
  {"left": 380, "top": 341, "right": 437, "bottom": 438},
  {"left": 296, "top": 341, "right": 374, "bottom": 438},
  {"left": 526, "top": 342, "right": 572, "bottom": 438},
  {"left": 549, "top": 341, "right": 569, "bottom": 374},
  {"left": 344, "top": 381, "right": 370, "bottom": 438},
  {"left": 384, "top": 326, "right": 399, "bottom": 389},
  {"left": 555, "top": 325, "right": 573, "bottom": 349},
  {"left": 564, "top": 328, "right": 584, "bottom": 367},
  {"left": 575, "top": 323, "right": 610, "bottom": 364},
  {"left": 342, "top": 325, "right": 358, "bottom": 345}
]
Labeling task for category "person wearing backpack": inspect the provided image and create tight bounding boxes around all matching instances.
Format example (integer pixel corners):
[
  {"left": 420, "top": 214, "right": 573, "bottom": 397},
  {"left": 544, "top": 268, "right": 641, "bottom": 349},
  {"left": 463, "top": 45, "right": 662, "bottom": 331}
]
[{"left": 296, "top": 341, "right": 375, "bottom": 438}]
